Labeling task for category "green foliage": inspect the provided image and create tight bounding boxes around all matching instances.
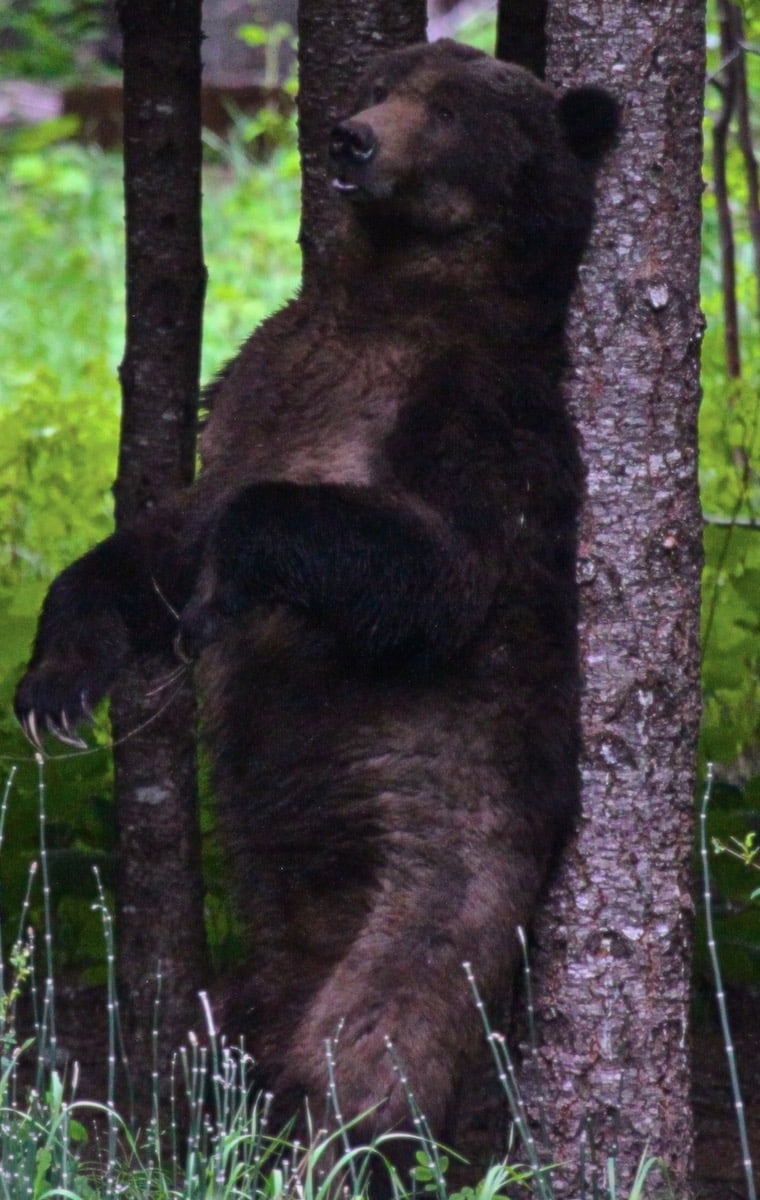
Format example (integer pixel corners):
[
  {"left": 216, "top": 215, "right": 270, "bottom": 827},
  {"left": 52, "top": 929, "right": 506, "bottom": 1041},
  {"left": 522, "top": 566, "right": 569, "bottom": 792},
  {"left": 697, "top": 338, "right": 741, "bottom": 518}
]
[
  {"left": 203, "top": 20, "right": 299, "bottom": 175},
  {"left": 412, "top": 1149, "right": 539, "bottom": 1200},
  {"left": 237, "top": 20, "right": 296, "bottom": 89},
  {"left": 0, "top": 935, "right": 33, "bottom": 1069},
  {"left": 202, "top": 149, "right": 301, "bottom": 380},
  {"left": 0, "top": 0, "right": 106, "bottom": 81},
  {"left": 700, "top": 189, "right": 760, "bottom": 770},
  {"left": 698, "top": 2, "right": 760, "bottom": 987},
  {"left": 695, "top": 777, "right": 760, "bottom": 985},
  {"left": 446, "top": 9, "right": 497, "bottom": 53},
  {"left": 0, "top": 141, "right": 123, "bottom": 586},
  {"left": 713, "top": 826, "right": 760, "bottom": 872}
]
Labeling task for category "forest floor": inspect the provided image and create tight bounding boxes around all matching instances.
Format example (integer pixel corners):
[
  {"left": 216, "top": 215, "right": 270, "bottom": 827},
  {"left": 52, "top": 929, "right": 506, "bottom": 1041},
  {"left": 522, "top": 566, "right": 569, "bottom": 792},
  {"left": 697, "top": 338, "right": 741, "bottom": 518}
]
[
  {"left": 693, "top": 998, "right": 760, "bottom": 1198},
  {"left": 17, "top": 982, "right": 760, "bottom": 1196}
]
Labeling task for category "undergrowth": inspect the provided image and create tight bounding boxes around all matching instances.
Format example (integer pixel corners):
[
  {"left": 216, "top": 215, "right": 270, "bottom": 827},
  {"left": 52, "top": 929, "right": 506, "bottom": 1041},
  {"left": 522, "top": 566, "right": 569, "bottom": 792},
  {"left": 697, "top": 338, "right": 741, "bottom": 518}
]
[{"left": 0, "top": 766, "right": 690, "bottom": 1200}]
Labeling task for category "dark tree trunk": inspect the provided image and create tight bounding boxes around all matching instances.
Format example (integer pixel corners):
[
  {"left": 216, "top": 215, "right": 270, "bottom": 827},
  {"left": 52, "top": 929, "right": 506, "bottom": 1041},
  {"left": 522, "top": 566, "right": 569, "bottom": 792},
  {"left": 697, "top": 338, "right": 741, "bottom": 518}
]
[
  {"left": 712, "top": 0, "right": 742, "bottom": 378},
  {"left": 515, "top": 1, "right": 705, "bottom": 1195},
  {"left": 297, "top": 0, "right": 427, "bottom": 289},
  {"left": 113, "top": 0, "right": 208, "bottom": 1086},
  {"left": 495, "top": 0, "right": 548, "bottom": 77}
]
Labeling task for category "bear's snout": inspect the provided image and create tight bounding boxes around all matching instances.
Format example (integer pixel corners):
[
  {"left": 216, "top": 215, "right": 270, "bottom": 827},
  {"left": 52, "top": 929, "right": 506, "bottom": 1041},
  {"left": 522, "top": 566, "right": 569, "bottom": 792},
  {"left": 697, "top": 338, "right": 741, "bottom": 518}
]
[{"left": 330, "top": 119, "right": 378, "bottom": 167}]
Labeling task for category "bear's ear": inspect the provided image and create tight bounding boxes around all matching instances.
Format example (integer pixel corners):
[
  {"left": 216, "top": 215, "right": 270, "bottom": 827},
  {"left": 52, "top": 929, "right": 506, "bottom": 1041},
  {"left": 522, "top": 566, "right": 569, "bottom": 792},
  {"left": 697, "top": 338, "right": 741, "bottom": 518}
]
[{"left": 558, "top": 87, "right": 621, "bottom": 162}]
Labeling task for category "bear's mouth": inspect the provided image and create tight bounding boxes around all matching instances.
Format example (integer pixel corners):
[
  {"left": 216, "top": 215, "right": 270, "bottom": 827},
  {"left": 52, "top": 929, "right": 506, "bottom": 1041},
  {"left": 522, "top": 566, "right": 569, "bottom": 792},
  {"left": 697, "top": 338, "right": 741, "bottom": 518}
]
[{"left": 332, "top": 175, "right": 360, "bottom": 195}]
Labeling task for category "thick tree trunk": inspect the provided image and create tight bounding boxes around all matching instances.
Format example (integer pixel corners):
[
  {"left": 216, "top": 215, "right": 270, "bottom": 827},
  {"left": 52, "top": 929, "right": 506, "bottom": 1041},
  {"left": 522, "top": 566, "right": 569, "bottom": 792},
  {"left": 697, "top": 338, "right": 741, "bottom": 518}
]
[
  {"left": 113, "top": 0, "right": 208, "bottom": 1084},
  {"left": 297, "top": 0, "right": 427, "bottom": 289},
  {"left": 517, "top": 2, "right": 705, "bottom": 1195}
]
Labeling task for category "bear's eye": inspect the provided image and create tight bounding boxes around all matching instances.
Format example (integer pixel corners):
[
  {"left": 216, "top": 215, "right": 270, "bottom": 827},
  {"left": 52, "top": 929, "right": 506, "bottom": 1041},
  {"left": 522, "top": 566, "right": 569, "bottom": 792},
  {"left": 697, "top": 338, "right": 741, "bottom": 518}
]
[
  {"left": 371, "top": 84, "right": 388, "bottom": 105},
  {"left": 432, "top": 103, "right": 455, "bottom": 123}
]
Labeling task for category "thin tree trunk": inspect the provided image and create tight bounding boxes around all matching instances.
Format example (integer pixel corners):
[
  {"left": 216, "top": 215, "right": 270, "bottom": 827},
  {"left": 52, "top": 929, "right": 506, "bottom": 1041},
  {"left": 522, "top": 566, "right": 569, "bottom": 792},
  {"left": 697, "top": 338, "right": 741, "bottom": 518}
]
[
  {"left": 297, "top": 0, "right": 427, "bottom": 290},
  {"left": 113, "top": 0, "right": 208, "bottom": 1087},
  {"left": 495, "top": 0, "right": 548, "bottom": 77},
  {"left": 517, "top": 2, "right": 705, "bottom": 1195},
  {"left": 713, "top": 0, "right": 742, "bottom": 378},
  {"left": 730, "top": 4, "right": 760, "bottom": 325}
]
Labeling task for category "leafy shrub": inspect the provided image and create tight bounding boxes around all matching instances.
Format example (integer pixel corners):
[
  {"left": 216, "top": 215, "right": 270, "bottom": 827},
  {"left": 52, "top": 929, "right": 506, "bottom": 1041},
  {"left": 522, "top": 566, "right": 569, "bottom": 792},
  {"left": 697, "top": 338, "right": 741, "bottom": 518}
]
[{"left": 0, "top": 0, "right": 106, "bottom": 80}]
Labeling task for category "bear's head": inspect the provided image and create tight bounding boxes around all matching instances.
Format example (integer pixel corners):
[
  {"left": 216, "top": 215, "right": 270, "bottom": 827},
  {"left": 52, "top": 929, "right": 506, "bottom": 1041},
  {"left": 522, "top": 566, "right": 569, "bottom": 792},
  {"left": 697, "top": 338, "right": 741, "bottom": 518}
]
[{"left": 329, "top": 39, "right": 619, "bottom": 297}]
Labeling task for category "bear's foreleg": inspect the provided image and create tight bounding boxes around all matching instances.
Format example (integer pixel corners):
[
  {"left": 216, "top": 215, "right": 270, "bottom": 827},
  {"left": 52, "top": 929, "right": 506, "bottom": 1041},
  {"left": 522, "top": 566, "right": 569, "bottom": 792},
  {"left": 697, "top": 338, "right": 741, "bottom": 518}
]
[
  {"left": 178, "top": 480, "right": 500, "bottom": 669},
  {"left": 15, "top": 500, "right": 206, "bottom": 746}
]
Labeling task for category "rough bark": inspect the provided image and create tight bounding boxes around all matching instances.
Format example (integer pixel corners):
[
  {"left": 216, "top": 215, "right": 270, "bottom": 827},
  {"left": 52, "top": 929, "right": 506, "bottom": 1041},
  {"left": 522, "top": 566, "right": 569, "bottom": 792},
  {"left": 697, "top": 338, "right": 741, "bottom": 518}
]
[
  {"left": 113, "top": 0, "right": 208, "bottom": 1083},
  {"left": 297, "top": 0, "right": 427, "bottom": 289},
  {"left": 515, "top": 3, "right": 705, "bottom": 1195},
  {"left": 495, "top": 0, "right": 548, "bottom": 77}
]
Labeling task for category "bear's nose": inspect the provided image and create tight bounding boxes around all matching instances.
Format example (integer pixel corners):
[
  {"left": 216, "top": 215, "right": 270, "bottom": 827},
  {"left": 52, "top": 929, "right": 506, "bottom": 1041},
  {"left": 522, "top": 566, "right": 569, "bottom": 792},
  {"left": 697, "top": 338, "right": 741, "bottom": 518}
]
[{"left": 329, "top": 120, "right": 377, "bottom": 165}]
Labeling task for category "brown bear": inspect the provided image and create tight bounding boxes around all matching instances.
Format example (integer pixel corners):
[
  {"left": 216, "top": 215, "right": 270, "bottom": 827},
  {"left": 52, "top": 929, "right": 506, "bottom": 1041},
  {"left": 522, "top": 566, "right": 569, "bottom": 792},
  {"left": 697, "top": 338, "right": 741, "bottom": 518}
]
[{"left": 16, "top": 38, "right": 618, "bottom": 1164}]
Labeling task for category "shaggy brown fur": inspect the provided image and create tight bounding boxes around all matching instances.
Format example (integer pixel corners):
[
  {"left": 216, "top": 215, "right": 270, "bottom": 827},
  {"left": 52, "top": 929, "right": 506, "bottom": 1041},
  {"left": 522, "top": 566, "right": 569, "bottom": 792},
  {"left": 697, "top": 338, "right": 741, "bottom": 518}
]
[{"left": 16, "top": 39, "right": 618, "bottom": 1165}]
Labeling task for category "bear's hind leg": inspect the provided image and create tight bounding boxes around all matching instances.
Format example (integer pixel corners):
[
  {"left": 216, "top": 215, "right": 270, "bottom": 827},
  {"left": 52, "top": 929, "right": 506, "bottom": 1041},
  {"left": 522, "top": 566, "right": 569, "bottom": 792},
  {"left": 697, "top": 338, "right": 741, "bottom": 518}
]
[{"left": 271, "top": 834, "right": 540, "bottom": 1170}]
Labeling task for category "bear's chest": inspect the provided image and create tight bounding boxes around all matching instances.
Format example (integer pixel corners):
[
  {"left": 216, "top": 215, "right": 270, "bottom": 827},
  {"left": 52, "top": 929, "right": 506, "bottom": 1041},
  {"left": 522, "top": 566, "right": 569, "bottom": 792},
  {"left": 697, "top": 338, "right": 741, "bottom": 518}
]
[{"left": 203, "top": 326, "right": 419, "bottom": 488}]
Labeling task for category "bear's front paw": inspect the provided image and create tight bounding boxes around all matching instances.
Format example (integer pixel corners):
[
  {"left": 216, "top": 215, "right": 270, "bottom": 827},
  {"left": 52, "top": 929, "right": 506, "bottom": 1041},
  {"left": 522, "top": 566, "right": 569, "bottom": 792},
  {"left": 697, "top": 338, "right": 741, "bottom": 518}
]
[{"left": 14, "top": 660, "right": 105, "bottom": 752}]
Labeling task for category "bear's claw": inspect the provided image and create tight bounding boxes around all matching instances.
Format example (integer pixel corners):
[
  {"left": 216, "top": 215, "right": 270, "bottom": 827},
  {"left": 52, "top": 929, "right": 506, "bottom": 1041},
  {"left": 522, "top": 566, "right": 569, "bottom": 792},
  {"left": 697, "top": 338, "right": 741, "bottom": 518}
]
[
  {"left": 15, "top": 668, "right": 95, "bottom": 752},
  {"left": 19, "top": 706, "right": 89, "bottom": 752},
  {"left": 48, "top": 713, "right": 88, "bottom": 749},
  {"left": 21, "top": 709, "right": 43, "bottom": 752}
]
